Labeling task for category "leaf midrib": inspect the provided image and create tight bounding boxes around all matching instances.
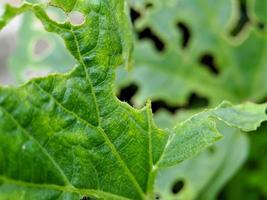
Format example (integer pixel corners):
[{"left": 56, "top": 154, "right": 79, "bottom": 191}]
[
  {"left": 69, "top": 26, "right": 101, "bottom": 126},
  {"left": 68, "top": 21, "right": 147, "bottom": 198},
  {"left": 33, "top": 81, "right": 146, "bottom": 198}
]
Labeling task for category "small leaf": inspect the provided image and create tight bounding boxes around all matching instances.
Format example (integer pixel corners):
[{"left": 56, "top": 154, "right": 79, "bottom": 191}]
[{"left": 157, "top": 101, "right": 266, "bottom": 168}]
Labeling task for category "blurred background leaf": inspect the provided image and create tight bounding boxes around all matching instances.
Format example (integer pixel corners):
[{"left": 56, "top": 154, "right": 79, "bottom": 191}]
[
  {"left": 8, "top": 11, "right": 75, "bottom": 83},
  {"left": 1, "top": 0, "right": 267, "bottom": 199}
]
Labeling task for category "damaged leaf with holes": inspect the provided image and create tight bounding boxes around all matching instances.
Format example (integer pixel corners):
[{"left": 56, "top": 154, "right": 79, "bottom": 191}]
[
  {"left": 9, "top": 11, "right": 75, "bottom": 83},
  {"left": 154, "top": 109, "right": 250, "bottom": 200},
  {"left": 116, "top": 0, "right": 267, "bottom": 199},
  {"left": 0, "top": 0, "right": 267, "bottom": 200},
  {"left": 122, "top": 0, "right": 267, "bottom": 106}
]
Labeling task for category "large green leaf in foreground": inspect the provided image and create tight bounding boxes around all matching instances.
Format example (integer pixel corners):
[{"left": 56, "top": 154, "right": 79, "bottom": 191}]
[{"left": 0, "top": 1, "right": 266, "bottom": 199}]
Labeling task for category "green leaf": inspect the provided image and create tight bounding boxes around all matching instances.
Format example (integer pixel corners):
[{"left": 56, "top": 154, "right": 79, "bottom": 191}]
[
  {"left": 0, "top": 1, "right": 266, "bottom": 199},
  {"left": 155, "top": 121, "right": 249, "bottom": 200},
  {"left": 157, "top": 101, "right": 267, "bottom": 168},
  {"left": 116, "top": 1, "right": 267, "bottom": 198},
  {"left": 197, "top": 130, "right": 248, "bottom": 200},
  {"left": 223, "top": 121, "right": 267, "bottom": 199},
  {"left": 250, "top": 0, "right": 267, "bottom": 24},
  {"left": 153, "top": 101, "right": 267, "bottom": 199}
]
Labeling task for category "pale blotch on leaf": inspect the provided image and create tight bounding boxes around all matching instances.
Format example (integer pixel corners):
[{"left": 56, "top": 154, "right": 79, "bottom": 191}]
[
  {"left": 32, "top": 38, "right": 52, "bottom": 59},
  {"left": 0, "top": 13, "right": 21, "bottom": 36},
  {"left": 69, "top": 11, "right": 85, "bottom": 26},
  {"left": 23, "top": 68, "right": 51, "bottom": 80},
  {"left": 2, "top": 0, "right": 22, "bottom": 7},
  {"left": 33, "top": 19, "right": 44, "bottom": 30},
  {"left": 40, "top": 0, "right": 50, "bottom": 3}
]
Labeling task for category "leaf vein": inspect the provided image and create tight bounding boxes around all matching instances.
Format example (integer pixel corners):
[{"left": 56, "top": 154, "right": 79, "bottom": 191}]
[
  {"left": 0, "top": 176, "right": 130, "bottom": 200},
  {"left": 0, "top": 106, "right": 72, "bottom": 186}
]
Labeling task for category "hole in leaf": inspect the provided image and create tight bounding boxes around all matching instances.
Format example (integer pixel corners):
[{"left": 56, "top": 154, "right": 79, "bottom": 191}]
[
  {"left": 187, "top": 93, "right": 209, "bottom": 109},
  {"left": 154, "top": 194, "right": 161, "bottom": 200},
  {"left": 230, "top": 0, "right": 250, "bottom": 36},
  {"left": 69, "top": 11, "right": 85, "bottom": 26},
  {"left": 217, "top": 190, "right": 227, "bottom": 200},
  {"left": 33, "top": 38, "right": 52, "bottom": 58},
  {"left": 80, "top": 197, "right": 91, "bottom": 200},
  {"left": 257, "top": 22, "right": 265, "bottom": 31},
  {"left": 199, "top": 53, "right": 219, "bottom": 75},
  {"left": 117, "top": 84, "right": 138, "bottom": 106},
  {"left": 151, "top": 93, "right": 208, "bottom": 114},
  {"left": 145, "top": 2, "right": 153, "bottom": 9},
  {"left": 208, "top": 146, "right": 216, "bottom": 155},
  {"left": 258, "top": 193, "right": 267, "bottom": 200},
  {"left": 171, "top": 180, "right": 185, "bottom": 194},
  {"left": 246, "top": 159, "right": 260, "bottom": 170},
  {"left": 130, "top": 7, "right": 141, "bottom": 24},
  {"left": 46, "top": 6, "right": 67, "bottom": 23},
  {"left": 176, "top": 22, "right": 191, "bottom": 49},
  {"left": 259, "top": 96, "right": 267, "bottom": 106},
  {"left": 151, "top": 101, "right": 180, "bottom": 114},
  {"left": 138, "top": 27, "right": 165, "bottom": 52}
]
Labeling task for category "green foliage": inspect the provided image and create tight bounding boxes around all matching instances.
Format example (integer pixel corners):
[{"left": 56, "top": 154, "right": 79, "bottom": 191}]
[
  {"left": 123, "top": 0, "right": 267, "bottom": 106},
  {"left": 1, "top": 1, "right": 266, "bottom": 199},
  {"left": 117, "top": 0, "right": 267, "bottom": 199},
  {"left": 9, "top": 12, "right": 75, "bottom": 83},
  {"left": 0, "top": 0, "right": 267, "bottom": 200},
  {"left": 223, "top": 122, "right": 267, "bottom": 199},
  {"left": 155, "top": 122, "right": 248, "bottom": 200}
]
